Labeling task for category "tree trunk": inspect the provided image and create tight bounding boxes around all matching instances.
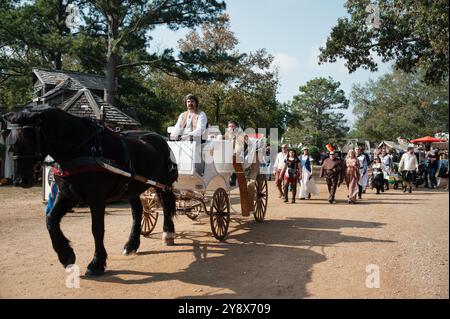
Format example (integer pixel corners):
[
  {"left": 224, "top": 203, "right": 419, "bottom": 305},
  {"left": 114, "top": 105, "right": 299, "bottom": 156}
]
[
  {"left": 316, "top": 106, "right": 323, "bottom": 147},
  {"left": 53, "top": 52, "right": 62, "bottom": 70},
  {"left": 215, "top": 96, "right": 221, "bottom": 124},
  {"left": 53, "top": 0, "right": 64, "bottom": 70},
  {"left": 105, "top": 14, "right": 119, "bottom": 106}
]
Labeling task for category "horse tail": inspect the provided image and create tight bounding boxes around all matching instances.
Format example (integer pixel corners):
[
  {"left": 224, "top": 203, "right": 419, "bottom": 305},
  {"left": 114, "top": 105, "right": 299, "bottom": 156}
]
[
  {"left": 159, "top": 143, "right": 177, "bottom": 218},
  {"left": 159, "top": 188, "right": 176, "bottom": 219},
  {"left": 167, "top": 150, "right": 178, "bottom": 185},
  {"left": 166, "top": 153, "right": 177, "bottom": 219}
]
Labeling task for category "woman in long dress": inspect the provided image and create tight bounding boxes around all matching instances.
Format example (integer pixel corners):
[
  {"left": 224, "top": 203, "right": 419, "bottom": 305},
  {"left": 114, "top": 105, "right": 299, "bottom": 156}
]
[
  {"left": 345, "top": 149, "right": 360, "bottom": 204},
  {"left": 298, "top": 147, "right": 319, "bottom": 200},
  {"left": 371, "top": 156, "right": 385, "bottom": 194}
]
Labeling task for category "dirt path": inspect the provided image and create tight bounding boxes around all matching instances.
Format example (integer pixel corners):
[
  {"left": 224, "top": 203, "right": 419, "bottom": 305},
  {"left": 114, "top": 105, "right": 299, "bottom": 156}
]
[{"left": 0, "top": 179, "right": 448, "bottom": 299}]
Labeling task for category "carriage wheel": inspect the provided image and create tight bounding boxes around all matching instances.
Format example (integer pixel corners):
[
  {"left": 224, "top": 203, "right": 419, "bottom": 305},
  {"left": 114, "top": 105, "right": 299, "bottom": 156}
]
[
  {"left": 140, "top": 192, "right": 160, "bottom": 237},
  {"left": 210, "top": 188, "right": 230, "bottom": 241},
  {"left": 253, "top": 174, "right": 268, "bottom": 222}
]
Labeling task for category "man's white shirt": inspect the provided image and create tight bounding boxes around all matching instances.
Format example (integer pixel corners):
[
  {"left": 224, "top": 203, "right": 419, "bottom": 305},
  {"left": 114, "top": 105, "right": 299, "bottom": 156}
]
[
  {"left": 274, "top": 152, "right": 287, "bottom": 170},
  {"left": 173, "top": 111, "right": 208, "bottom": 137}
]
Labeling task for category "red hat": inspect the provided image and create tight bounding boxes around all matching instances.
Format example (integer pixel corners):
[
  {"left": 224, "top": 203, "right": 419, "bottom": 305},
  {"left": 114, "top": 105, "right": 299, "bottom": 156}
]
[{"left": 326, "top": 143, "right": 335, "bottom": 153}]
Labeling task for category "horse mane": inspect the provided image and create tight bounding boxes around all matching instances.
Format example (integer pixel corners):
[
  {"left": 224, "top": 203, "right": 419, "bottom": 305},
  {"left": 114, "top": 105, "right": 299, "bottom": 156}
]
[{"left": 4, "top": 106, "right": 59, "bottom": 125}]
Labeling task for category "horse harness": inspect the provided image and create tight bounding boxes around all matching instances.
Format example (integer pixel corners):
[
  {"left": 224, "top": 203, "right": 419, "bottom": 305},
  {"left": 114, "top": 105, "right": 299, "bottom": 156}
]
[{"left": 7, "top": 118, "right": 172, "bottom": 193}]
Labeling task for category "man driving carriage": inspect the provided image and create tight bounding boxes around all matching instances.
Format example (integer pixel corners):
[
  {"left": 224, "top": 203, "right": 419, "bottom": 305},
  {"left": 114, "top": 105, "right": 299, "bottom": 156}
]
[{"left": 170, "top": 94, "right": 208, "bottom": 141}]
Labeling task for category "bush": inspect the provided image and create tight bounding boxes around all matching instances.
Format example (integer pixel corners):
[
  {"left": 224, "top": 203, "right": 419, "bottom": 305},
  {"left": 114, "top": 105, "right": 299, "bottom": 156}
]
[{"left": 307, "top": 145, "right": 320, "bottom": 163}]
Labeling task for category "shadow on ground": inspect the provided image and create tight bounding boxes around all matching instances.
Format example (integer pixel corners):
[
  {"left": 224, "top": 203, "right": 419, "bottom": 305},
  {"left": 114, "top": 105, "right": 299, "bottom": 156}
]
[{"left": 84, "top": 217, "right": 393, "bottom": 298}]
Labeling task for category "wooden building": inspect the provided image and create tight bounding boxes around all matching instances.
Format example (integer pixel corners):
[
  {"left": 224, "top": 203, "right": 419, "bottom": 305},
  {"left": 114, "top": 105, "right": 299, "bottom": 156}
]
[
  {"left": 32, "top": 68, "right": 140, "bottom": 131},
  {"left": 1, "top": 68, "right": 140, "bottom": 181}
]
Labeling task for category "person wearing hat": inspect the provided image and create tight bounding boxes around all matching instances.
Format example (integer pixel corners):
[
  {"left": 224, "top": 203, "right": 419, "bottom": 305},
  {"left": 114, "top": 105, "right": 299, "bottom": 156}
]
[
  {"left": 320, "top": 147, "right": 344, "bottom": 204},
  {"left": 171, "top": 94, "right": 208, "bottom": 140},
  {"left": 298, "top": 146, "right": 319, "bottom": 200}
]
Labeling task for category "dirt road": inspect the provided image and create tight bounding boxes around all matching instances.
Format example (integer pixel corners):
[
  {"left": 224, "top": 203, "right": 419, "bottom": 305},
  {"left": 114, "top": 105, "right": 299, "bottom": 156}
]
[{"left": 0, "top": 179, "right": 448, "bottom": 298}]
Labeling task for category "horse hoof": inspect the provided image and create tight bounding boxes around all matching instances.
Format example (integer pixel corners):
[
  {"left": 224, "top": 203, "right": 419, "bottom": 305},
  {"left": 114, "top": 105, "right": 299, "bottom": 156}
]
[
  {"left": 163, "top": 238, "right": 175, "bottom": 246},
  {"left": 122, "top": 248, "right": 137, "bottom": 256},
  {"left": 85, "top": 268, "right": 105, "bottom": 277},
  {"left": 162, "top": 232, "right": 175, "bottom": 246}
]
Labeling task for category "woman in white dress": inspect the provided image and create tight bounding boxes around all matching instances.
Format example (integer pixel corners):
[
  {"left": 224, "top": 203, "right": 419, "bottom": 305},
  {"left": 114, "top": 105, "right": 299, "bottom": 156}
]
[{"left": 298, "top": 147, "right": 319, "bottom": 200}]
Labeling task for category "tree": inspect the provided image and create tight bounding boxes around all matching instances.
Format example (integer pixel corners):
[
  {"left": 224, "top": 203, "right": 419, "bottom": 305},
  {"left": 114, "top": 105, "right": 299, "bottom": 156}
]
[
  {"left": 0, "top": 0, "right": 81, "bottom": 108},
  {"left": 285, "top": 77, "right": 349, "bottom": 148},
  {"left": 177, "top": 14, "right": 243, "bottom": 124},
  {"left": 0, "top": 0, "right": 79, "bottom": 71},
  {"left": 318, "top": 0, "right": 449, "bottom": 84},
  {"left": 351, "top": 69, "right": 449, "bottom": 141},
  {"left": 81, "top": 0, "right": 226, "bottom": 105},
  {"left": 156, "top": 14, "right": 286, "bottom": 133}
]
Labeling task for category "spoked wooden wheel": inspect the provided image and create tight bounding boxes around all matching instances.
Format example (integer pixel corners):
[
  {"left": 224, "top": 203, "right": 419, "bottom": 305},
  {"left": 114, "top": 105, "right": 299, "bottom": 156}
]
[
  {"left": 140, "top": 191, "right": 160, "bottom": 237},
  {"left": 253, "top": 174, "right": 268, "bottom": 222},
  {"left": 210, "top": 188, "right": 230, "bottom": 241}
]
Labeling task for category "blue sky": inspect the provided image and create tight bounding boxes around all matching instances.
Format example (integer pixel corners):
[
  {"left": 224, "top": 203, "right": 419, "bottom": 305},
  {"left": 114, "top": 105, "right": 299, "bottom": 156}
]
[{"left": 150, "top": 0, "right": 391, "bottom": 127}]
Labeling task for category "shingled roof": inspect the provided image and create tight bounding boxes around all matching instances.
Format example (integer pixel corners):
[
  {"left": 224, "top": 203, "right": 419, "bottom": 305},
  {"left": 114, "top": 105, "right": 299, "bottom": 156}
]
[
  {"left": 39, "top": 78, "right": 74, "bottom": 100},
  {"left": 33, "top": 68, "right": 107, "bottom": 91},
  {"left": 61, "top": 89, "right": 140, "bottom": 128}
]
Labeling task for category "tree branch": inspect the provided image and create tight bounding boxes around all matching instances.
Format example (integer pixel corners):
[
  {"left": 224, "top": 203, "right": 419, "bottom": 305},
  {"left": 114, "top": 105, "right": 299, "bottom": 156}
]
[{"left": 116, "top": 59, "right": 161, "bottom": 69}]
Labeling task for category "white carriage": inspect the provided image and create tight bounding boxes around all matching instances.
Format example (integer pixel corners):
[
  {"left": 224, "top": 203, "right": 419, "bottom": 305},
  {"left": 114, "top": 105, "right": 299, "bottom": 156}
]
[{"left": 139, "top": 127, "right": 268, "bottom": 241}]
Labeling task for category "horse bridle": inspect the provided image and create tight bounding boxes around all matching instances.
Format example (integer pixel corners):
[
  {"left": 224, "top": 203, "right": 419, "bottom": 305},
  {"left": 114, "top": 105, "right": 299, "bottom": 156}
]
[
  {"left": 8, "top": 123, "right": 44, "bottom": 176},
  {"left": 7, "top": 123, "right": 43, "bottom": 162}
]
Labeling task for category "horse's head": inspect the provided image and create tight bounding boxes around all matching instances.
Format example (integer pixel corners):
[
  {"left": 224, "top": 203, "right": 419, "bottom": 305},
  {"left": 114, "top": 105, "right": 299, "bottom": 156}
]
[{"left": 3, "top": 110, "right": 43, "bottom": 188}]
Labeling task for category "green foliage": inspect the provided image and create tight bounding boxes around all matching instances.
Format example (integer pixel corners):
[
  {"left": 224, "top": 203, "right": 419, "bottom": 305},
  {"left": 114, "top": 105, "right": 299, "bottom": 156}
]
[
  {"left": 0, "top": 0, "right": 78, "bottom": 107},
  {"left": 152, "top": 15, "right": 288, "bottom": 134},
  {"left": 81, "top": 0, "right": 228, "bottom": 104},
  {"left": 285, "top": 77, "right": 350, "bottom": 149},
  {"left": 351, "top": 69, "right": 449, "bottom": 141},
  {"left": 307, "top": 145, "right": 320, "bottom": 161},
  {"left": 0, "top": 0, "right": 227, "bottom": 107},
  {"left": 319, "top": 0, "right": 449, "bottom": 85}
]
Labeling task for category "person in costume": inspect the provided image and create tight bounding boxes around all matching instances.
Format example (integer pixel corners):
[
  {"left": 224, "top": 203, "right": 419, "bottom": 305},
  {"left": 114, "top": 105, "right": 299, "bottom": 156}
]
[
  {"left": 356, "top": 146, "right": 369, "bottom": 199},
  {"left": 171, "top": 94, "right": 208, "bottom": 141},
  {"left": 298, "top": 146, "right": 319, "bottom": 200},
  {"left": 281, "top": 149, "right": 301, "bottom": 203},
  {"left": 345, "top": 149, "right": 360, "bottom": 203},
  {"left": 320, "top": 144, "right": 344, "bottom": 204},
  {"left": 273, "top": 144, "right": 288, "bottom": 198}
]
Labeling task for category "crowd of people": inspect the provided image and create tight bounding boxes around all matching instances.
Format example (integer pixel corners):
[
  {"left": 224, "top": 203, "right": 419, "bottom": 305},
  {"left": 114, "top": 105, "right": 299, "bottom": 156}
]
[
  {"left": 129, "top": 92, "right": 450, "bottom": 205},
  {"left": 273, "top": 143, "right": 449, "bottom": 205}
]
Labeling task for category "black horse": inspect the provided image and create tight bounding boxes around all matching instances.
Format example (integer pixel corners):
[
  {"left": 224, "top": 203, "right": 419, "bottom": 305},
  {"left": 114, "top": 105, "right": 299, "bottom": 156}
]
[{"left": 3, "top": 107, "right": 178, "bottom": 276}]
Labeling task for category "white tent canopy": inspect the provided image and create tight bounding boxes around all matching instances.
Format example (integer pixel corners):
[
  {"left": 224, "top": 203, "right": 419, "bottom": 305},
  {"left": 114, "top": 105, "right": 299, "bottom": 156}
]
[{"left": 377, "top": 141, "right": 407, "bottom": 152}]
